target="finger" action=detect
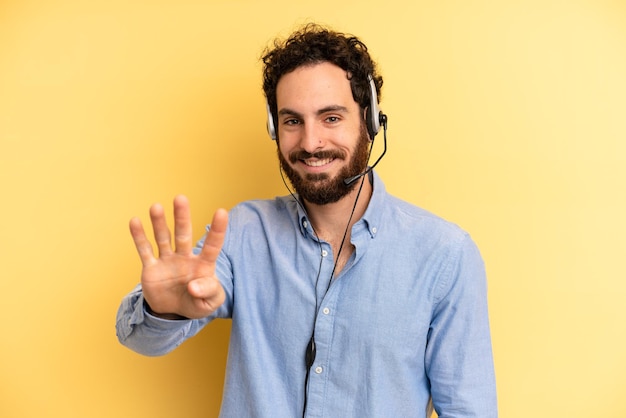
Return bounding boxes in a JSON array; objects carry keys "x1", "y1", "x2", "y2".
[
  {"x1": 149, "y1": 202, "x2": 173, "y2": 257},
  {"x1": 173, "y1": 195, "x2": 193, "y2": 255},
  {"x1": 129, "y1": 217, "x2": 156, "y2": 266},
  {"x1": 199, "y1": 208, "x2": 229, "y2": 264},
  {"x1": 188, "y1": 275, "x2": 225, "y2": 301},
  {"x1": 188, "y1": 277, "x2": 226, "y2": 314}
]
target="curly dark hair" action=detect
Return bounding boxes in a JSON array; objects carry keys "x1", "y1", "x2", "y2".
[{"x1": 261, "y1": 23, "x2": 383, "y2": 124}]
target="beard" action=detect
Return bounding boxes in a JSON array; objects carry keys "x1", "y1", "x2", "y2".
[{"x1": 278, "y1": 122, "x2": 371, "y2": 205}]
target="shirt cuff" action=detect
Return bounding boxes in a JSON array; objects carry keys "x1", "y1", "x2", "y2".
[{"x1": 116, "y1": 284, "x2": 191, "y2": 342}]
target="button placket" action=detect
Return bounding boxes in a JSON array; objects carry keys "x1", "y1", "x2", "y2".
[{"x1": 307, "y1": 269, "x2": 338, "y2": 408}]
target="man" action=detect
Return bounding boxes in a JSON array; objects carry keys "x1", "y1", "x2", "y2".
[{"x1": 116, "y1": 24, "x2": 497, "y2": 417}]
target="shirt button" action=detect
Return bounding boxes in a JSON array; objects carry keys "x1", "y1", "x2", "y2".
[
  {"x1": 303, "y1": 220, "x2": 309, "y2": 228},
  {"x1": 322, "y1": 307, "x2": 330, "y2": 315},
  {"x1": 372, "y1": 227, "x2": 378, "y2": 234},
  {"x1": 321, "y1": 250, "x2": 328, "y2": 257},
  {"x1": 315, "y1": 366, "x2": 323, "y2": 374}
]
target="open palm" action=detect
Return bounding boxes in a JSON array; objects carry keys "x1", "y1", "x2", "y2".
[{"x1": 129, "y1": 195, "x2": 227, "y2": 319}]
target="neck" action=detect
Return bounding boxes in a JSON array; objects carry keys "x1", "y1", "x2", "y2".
[{"x1": 303, "y1": 175, "x2": 373, "y2": 241}]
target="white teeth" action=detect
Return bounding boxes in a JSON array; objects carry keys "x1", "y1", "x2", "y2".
[{"x1": 304, "y1": 158, "x2": 333, "y2": 167}]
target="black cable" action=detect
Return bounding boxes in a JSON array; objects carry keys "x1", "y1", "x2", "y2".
[{"x1": 279, "y1": 139, "x2": 373, "y2": 418}]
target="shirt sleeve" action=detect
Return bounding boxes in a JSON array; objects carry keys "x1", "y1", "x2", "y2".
[
  {"x1": 425, "y1": 233, "x2": 498, "y2": 417},
  {"x1": 115, "y1": 283, "x2": 211, "y2": 357}
]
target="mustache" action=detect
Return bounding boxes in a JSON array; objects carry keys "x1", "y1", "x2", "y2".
[{"x1": 288, "y1": 149, "x2": 347, "y2": 164}]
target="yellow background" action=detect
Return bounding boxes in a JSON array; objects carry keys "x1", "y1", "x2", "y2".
[{"x1": 1, "y1": 0, "x2": 625, "y2": 417}]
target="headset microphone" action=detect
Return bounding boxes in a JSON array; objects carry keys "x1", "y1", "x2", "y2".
[
  {"x1": 343, "y1": 113, "x2": 388, "y2": 186},
  {"x1": 343, "y1": 74, "x2": 387, "y2": 186}
]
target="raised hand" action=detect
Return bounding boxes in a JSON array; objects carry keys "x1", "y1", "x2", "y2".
[{"x1": 129, "y1": 195, "x2": 228, "y2": 319}]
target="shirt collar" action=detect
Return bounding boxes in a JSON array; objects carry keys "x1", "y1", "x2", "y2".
[
  {"x1": 360, "y1": 170, "x2": 386, "y2": 239},
  {"x1": 290, "y1": 170, "x2": 387, "y2": 240}
]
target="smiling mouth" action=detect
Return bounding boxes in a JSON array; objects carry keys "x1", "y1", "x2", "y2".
[
  {"x1": 290, "y1": 150, "x2": 345, "y2": 166},
  {"x1": 303, "y1": 158, "x2": 334, "y2": 167}
]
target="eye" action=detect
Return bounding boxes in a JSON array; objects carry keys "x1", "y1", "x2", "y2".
[
  {"x1": 283, "y1": 118, "x2": 301, "y2": 126},
  {"x1": 325, "y1": 116, "x2": 340, "y2": 123}
]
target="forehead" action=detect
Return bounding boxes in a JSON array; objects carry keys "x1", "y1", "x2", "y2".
[{"x1": 276, "y1": 62, "x2": 357, "y2": 111}]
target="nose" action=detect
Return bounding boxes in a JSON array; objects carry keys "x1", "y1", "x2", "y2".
[{"x1": 300, "y1": 121, "x2": 324, "y2": 153}]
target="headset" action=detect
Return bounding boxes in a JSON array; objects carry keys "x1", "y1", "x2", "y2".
[{"x1": 266, "y1": 74, "x2": 384, "y2": 141}]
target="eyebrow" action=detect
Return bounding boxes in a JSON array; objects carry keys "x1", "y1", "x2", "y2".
[{"x1": 277, "y1": 105, "x2": 350, "y2": 119}]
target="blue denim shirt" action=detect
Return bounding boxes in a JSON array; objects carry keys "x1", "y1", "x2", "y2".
[{"x1": 116, "y1": 172, "x2": 497, "y2": 417}]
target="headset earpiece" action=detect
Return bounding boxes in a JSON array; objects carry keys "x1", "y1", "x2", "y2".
[
  {"x1": 366, "y1": 74, "x2": 383, "y2": 140},
  {"x1": 266, "y1": 102, "x2": 277, "y2": 140}
]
